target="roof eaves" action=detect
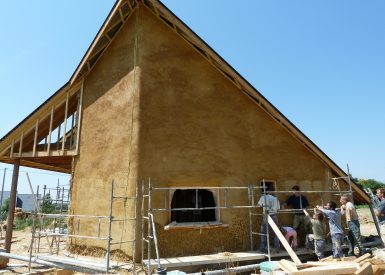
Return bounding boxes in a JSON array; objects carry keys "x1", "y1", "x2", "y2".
[
  {"x1": 0, "y1": 81, "x2": 70, "y2": 143},
  {"x1": 151, "y1": 0, "x2": 369, "y2": 203}
]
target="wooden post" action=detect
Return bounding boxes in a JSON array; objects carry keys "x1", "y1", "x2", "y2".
[
  {"x1": 9, "y1": 140, "x2": 14, "y2": 158},
  {"x1": 47, "y1": 106, "x2": 54, "y2": 154},
  {"x1": 33, "y1": 120, "x2": 39, "y2": 157},
  {"x1": 5, "y1": 159, "x2": 20, "y2": 253},
  {"x1": 75, "y1": 82, "x2": 84, "y2": 154},
  {"x1": 18, "y1": 133, "x2": 24, "y2": 157},
  {"x1": 61, "y1": 93, "x2": 69, "y2": 154},
  {"x1": 268, "y1": 215, "x2": 302, "y2": 264}
]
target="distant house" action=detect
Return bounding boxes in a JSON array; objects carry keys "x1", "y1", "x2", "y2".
[{"x1": 0, "y1": 191, "x2": 39, "y2": 212}]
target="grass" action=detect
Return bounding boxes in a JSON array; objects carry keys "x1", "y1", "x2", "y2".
[
  {"x1": 14, "y1": 217, "x2": 63, "y2": 231},
  {"x1": 356, "y1": 204, "x2": 370, "y2": 209},
  {"x1": 14, "y1": 217, "x2": 33, "y2": 231}
]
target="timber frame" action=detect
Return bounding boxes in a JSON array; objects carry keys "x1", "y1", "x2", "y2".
[
  {"x1": 0, "y1": 81, "x2": 83, "y2": 173},
  {"x1": 0, "y1": 0, "x2": 370, "y2": 203}
]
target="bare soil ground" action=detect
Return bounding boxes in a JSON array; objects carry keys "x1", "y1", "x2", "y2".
[{"x1": 357, "y1": 207, "x2": 378, "y2": 236}]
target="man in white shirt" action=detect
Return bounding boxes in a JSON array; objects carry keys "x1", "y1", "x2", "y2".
[{"x1": 258, "y1": 186, "x2": 280, "y2": 253}]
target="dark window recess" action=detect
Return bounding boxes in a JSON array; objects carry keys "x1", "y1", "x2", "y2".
[
  {"x1": 171, "y1": 189, "x2": 216, "y2": 223},
  {"x1": 260, "y1": 181, "x2": 275, "y2": 193}
]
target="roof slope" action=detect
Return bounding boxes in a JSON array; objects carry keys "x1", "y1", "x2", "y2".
[{"x1": 0, "y1": 0, "x2": 369, "y2": 203}]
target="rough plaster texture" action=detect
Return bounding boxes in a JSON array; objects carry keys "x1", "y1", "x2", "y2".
[
  {"x1": 137, "y1": 7, "x2": 338, "y2": 257},
  {"x1": 70, "y1": 6, "x2": 347, "y2": 260},
  {"x1": 70, "y1": 12, "x2": 140, "y2": 255}
]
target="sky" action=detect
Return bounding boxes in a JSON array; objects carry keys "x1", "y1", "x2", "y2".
[{"x1": 0, "y1": 0, "x2": 384, "y2": 194}]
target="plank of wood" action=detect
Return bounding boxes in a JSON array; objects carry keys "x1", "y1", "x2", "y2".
[
  {"x1": 268, "y1": 215, "x2": 302, "y2": 264},
  {"x1": 354, "y1": 262, "x2": 373, "y2": 275},
  {"x1": 291, "y1": 264, "x2": 358, "y2": 275},
  {"x1": 320, "y1": 255, "x2": 333, "y2": 262},
  {"x1": 278, "y1": 262, "x2": 292, "y2": 273},
  {"x1": 369, "y1": 259, "x2": 384, "y2": 265},
  {"x1": 279, "y1": 259, "x2": 298, "y2": 272},
  {"x1": 33, "y1": 119, "x2": 39, "y2": 157},
  {"x1": 142, "y1": 252, "x2": 265, "y2": 268},
  {"x1": 354, "y1": 253, "x2": 372, "y2": 264},
  {"x1": 373, "y1": 263, "x2": 385, "y2": 275},
  {"x1": 342, "y1": 256, "x2": 357, "y2": 261},
  {"x1": 305, "y1": 261, "x2": 358, "y2": 266}
]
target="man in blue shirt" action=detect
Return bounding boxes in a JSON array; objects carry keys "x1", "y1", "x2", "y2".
[
  {"x1": 282, "y1": 185, "x2": 311, "y2": 246},
  {"x1": 317, "y1": 201, "x2": 344, "y2": 259}
]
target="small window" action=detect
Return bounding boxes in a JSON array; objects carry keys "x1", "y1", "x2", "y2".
[
  {"x1": 171, "y1": 189, "x2": 216, "y2": 223},
  {"x1": 260, "y1": 180, "x2": 277, "y2": 193}
]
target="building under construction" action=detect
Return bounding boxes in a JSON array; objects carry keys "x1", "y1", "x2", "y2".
[{"x1": 0, "y1": 0, "x2": 372, "y2": 273}]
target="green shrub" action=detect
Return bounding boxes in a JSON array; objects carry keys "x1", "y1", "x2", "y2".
[{"x1": 14, "y1": 217, "x2": 33, "y2": 231}]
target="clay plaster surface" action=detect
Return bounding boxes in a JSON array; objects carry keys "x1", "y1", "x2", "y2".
[{"x1": 69, "y1": 6, "x2": 348, "y2": 259}]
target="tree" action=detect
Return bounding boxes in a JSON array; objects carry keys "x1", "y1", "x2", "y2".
[
  {"x1": 1, "y1": 198, "x2": 9, "y2": 213},
  {"x1": 41, "y1": 194, "x2": 55, "y2": 213},
  {"x1": 358, "y1": 178, "x2": 385, "y2": 192}
]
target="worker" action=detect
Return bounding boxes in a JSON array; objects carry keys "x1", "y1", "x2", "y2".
[
  {"x1": 316, "y1": 202, "x2": 344, "y2": 259},
  {"x1": 375, "y1": 188, "x2": 385, "y2": 244},
  {"x1": 280, "y1": 226, "x2": 298, "y2": 250},
  {"x1": 303, "y1": 209, "x2": 326, "y2": 260},
  {"x1": 257, "y1": 186, "x2": 280, "y2": 253},
  {"x1": 340, "y1": 195, "x2": 363, "y2": 256},
  {"x1": 282, "y1": 185, "x2": 311, "y2": 245}
]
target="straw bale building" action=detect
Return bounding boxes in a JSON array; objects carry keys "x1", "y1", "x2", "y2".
[{"x1": 0, "y1": 0, "x2": 369, "y2": 260}]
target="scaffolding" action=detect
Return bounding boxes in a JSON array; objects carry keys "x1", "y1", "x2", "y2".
[
  {"x1": 0, "y1": 179, "x2": 139, "y2": 274},
  {"x1": 140, "y1": 172, "x2": 359, "y2": 272},
  {"x1": 141, "y1": 178, "x2": 264, "y2": 273},
  {"x1": 1, "y1": 167, "x2": 374, "y2": 274}
]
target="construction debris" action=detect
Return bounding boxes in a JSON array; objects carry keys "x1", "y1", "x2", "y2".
[{"x1": 257, "y1": 250, "x2": 385, "y2": 275}]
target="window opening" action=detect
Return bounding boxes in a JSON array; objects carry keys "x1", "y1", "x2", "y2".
[
  {"x1": 171, "y1": 189, "x2": 216, "y2": 223},
  {"x1": 260, "y1": 180, "x2": 276, "y2": 193}
]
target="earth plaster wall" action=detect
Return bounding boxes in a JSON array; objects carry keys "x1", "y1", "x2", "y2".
[
  {"x1": 70, "y1": 11, "x2": 140, "y2": 256},
  {"x1": 68, "y1": 5, "x2": 349, "y2": 260},
  {"x1": 136, "y1": 7, "x2": 346, "y2": 257}
]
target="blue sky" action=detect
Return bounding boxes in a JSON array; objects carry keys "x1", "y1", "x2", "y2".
[{"x1": 0, "y1": 0, "x2": 384, "y2": 193}]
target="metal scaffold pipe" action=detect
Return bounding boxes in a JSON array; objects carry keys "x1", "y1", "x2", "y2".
[
  {"x1": 0, "y1": 252, "x2": 107, "y2": 274},
  {"x1": 187, "y1": 263, "x2": 260, "y2": 275}
]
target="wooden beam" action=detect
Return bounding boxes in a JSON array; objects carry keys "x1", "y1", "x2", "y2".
[
  {"x1": 0, "y1": 157, "x2": 71, "y2": 174},
  {"x1": 75, "y1": 80, "x2": 84, "y2": 155},
  {"x1": 320, "y1": 255, "x2": 333, "y2": 262},
  {"x1": 267, "y1": 215, "x2": 301, "y2": 264},
  {"x1": 118, "y1": 7, "x2": 125, "y2": 23},
  {"x1": 32, "y1": 120, "x2": 39, "y2": 157},
  {"x1": 291, "y1": 265, "x2": 358, "y2": 275},
  {"x1": 18, "y1": 133, "x2": 24, "y2": 157},
  {"x1": 0, "y1": 82, "x2": 81, "y2": 155},
  {"x1": 61, "y1": 93, "x2": 69, "y2": 154},
  {"x1": 12, "y1": 150, "x2": 77, "y2": 158},
  {"x1": 56, "y1": 123, "x2": 61, "y2": 151},
  {"x1": 70, "y1": 0, "x2": 126, "y2": 84},
  {"x1": 69, "y1": 114, "x2": 75, "y2": 148},
  {"x1": 354, "y1": 262, "x2": 373, "y2": 275},
  {"x1": 5, "y1": 159, "x2": 20, "y2": 253},
  {"x1": 353, "y1": 253, "x2": 371, "y2": 264},
  {"x1": 9, "y1": 139, "x2": 14, "y2": 158},
  {"x1": 279, "y1": 259, "x2": 298, "y2": 272},
  {"x1": 46, "y1": 106, "x2": 54, "y2": 154},
  {"x1": 373, "y1": 263, "x2": 385, "y2": 275}
]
